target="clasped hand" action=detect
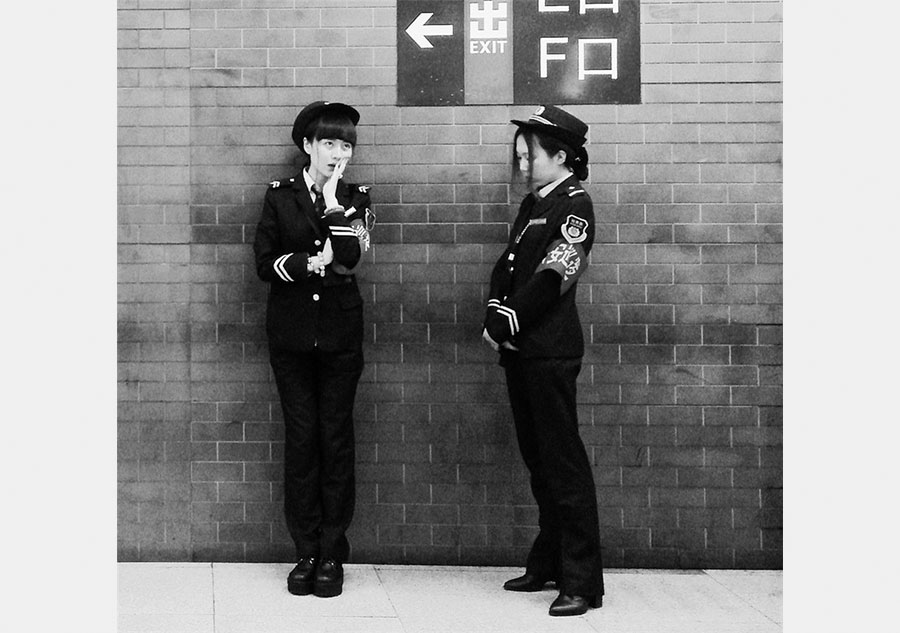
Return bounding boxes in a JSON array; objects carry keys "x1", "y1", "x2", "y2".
[
  {"x1": 482, "y1": 328, "x2": 518, "y2": 352},
  {"x1": 309, "y1": 238, "x2": 334, "y2": 276}
]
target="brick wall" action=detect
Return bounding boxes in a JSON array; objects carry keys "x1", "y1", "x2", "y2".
[{"x1": 118, "y1": 0, "x2": 782, "y2": 568}]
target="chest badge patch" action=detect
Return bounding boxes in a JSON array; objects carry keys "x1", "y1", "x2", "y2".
[{"x1": 562, "y1": 215, "x2": 588, "y2": 244}]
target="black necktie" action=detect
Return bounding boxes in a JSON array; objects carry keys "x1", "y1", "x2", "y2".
[{"x1": 311, "y1": 185, "x2": 325, "y2": 215}]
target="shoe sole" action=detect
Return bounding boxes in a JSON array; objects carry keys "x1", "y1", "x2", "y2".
[
  {"x1": 313, "y1": 581, "x2": 342, "y2": 598},
  {"x1": 287, "y1": 579, "x2": 314, "y2": 596},
  {"x1": 549, "y1": 606, "x2": 589, "y2": 617},
  {"x1": 503, "y1": 581, "x2": 556, "y2": 592},
  {"x1": 548, "y1": 595, "x2": 602, "y2": 616}
]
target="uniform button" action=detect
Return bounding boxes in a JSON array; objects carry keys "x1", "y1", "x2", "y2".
[
  {"x1": 314, "y1": 240, "x2": 322, "y2": 246},
  {"x1": 312, "y1": 294, "x2": 320, "y2": 301}
]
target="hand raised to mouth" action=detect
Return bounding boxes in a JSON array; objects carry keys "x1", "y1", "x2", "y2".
[{"x1": 322, "y1": 157, "x2": 349, "y2": 209}]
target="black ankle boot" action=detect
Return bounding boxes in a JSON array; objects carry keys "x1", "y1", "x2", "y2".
[
  {"x1": 287, "y1": 557, "x2": 317, "y2": 595},
  {"x1": 313, "y1": 559, "x2": 343, "y2": 598},
  {"x1": 549, "y1": 592, "x2": 600, "y2": 616}
]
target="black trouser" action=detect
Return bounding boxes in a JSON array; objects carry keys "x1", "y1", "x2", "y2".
[
  {"x1": 269, "y1": 345, "x2": 364, "y2": 563},
  {"x1": 503, "y1": 354, "x2": 604, "y2": 599}
]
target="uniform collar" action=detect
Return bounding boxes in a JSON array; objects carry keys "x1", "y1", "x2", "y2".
[
  {"x1": 536, "y1": 172, "x2": 575, "y2": 199},
  {"x1": 298, "y1": 169, "x2": 348, "y2": 200},
  {"x1": 302, "y1": 169, "x2": 317, "y2": 196}
]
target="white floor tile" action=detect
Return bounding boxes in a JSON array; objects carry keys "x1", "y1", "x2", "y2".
[
  {"x1": 584, "y1": 618, "x2": 781, "y2": 633},
  {"x1": 581, "y1": 570, "x2": 779, "y2": 632},
  {"x1": 322, "y1": 616, "x2": 405, "y2": 632},
  {"x1": 215, "y1": 614, "x2": 404, "y2": 633},
  {"x1": 118, "y1": 563, "x2": 214, "y2": 615},
  {"x1": 705, "y1": 570, "x2": 783, "y2": 623},
  {"x1": 116, "y1": 564, "x2": 782, "y2": 633},
  {"x1": 212, "y1": 563, "x2": 396, "y2": 619},
  {"x1": 376, "y1": 567, "x2": 597, "y2": 632},
  {"x1": 117, "y1": 613, "x2": 214, "y2": 633}
]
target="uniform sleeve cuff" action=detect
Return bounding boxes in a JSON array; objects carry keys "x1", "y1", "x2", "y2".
[{"x1": 272, "y1": 252, "x2": 309, "y2": 281}]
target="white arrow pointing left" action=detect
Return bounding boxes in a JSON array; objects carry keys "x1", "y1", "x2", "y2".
[{"x1": 405, "y1": 12, "x2": 453, "y2": 49}]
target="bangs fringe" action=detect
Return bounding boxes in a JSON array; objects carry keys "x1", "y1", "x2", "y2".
[{"x1": 304, "y1": 113, "x2": 358, "y2": 146}]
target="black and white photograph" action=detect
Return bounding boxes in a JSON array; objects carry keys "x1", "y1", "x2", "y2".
[
  {"x1": 13, "y1": 1, "x2": 900, "y2": 631},
  {"x1": 116, "y1": 0, "x2": 785, "y2": 630}
]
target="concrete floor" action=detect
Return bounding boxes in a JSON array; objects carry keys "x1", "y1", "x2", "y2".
[{"x1": 117, "y1": 563, "x2": 782, "y2": 633}]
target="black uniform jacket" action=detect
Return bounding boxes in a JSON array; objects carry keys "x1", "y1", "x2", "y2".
[
  {"x1": 254, "y1": 173, "x2": 372, "y2": 352},
  {"x1": 484, "y1": 174, "x2": 595, "y2": 359}
]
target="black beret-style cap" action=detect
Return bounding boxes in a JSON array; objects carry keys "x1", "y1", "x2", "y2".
[
  {"x1": 511, "y1": 105, "x2": 588, "y2": 150},
  {"x1": 291, "y1": 100, "x2": 360, "y2": 150}
]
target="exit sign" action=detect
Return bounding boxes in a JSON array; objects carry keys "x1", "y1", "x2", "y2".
[{"x1": 397, "y1": 0, "x2": 641, "y2": 106}]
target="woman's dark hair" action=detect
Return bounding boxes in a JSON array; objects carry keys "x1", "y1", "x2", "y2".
[
  {"x1": 303, "y1": 112, "x2": 358, "y2": 150},
  {"x1": 512, "y1": 128, "x2": 589, "y2": 184}
]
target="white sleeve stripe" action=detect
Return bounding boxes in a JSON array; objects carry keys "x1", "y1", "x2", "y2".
[
  {"x1": 487, "y1": 299, "x2": 501, "y2": 308},
  {"x1": 498, "y1": 308, "x2": 517, "y2": 335},
  {"x1": 508, "y1": 307, "x2": 520, "y2": 334},
  {"x1": 274, "y1": 254, "x2": 294, "y2": 282},
  {"x1": 497, "y1": 306, "x2": 519, "y2": 335},
  {"x1": 273, "y1": 255, "x2": 288, "y2": 282},
  {"x1": 274, "y1": 254, "x2": 291, "y2": 282},
  {"x1": 328, "y1": 226, "x2": 358, "y2": 236}
]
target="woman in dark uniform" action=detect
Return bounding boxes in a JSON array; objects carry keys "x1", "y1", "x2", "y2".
[
  {"x1": 253, "y1": 101, "x2": 374, "y2": 598},
  {"x1": 482, "y1": 105, "x2": 604, "y2": 617}
]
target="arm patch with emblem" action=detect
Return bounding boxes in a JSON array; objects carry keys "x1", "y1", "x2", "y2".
[{"x1": 562, "y1": 214, "x2": 588, "y2": 244}]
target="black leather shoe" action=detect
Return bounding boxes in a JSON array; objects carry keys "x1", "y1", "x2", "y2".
[
  {"x1": 503, "y1": 573, "x2": 556, "y2": 592},
  {"x1": 549, "y1": 593, "x2": 600, "y2": 616},
  {"x1": 313, "y1": 559, "x2": 343, "y2": 598},
  {"x1": 287, "y1": 557, "x2": 317, "y2": 595}
]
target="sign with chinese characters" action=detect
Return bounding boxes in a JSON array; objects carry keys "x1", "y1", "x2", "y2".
[{"x1": 397, "y1": 0, "x2": 641, "y2": 106}]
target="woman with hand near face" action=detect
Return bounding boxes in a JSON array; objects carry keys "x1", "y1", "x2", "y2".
[
  {"x1": 254, "y1": 101, "x2": 374, "y2": 599},
  {"x1": 483, "y1": 105, "x2": 604, "y2": 617}
]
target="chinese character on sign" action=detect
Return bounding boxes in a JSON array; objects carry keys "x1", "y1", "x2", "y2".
[
  {"x1": 470, "y1": 1, "x2": 508, "y2": 54},
  {"x1": 471, "y1": 1, "x2": 507, "y2": 39}
]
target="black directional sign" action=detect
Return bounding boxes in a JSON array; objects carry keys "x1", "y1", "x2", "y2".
[
  {"x1": 397, "y1": 0, "x2": 641, "y2": 106},
  {"x1": 397, "y1": 1, "x2": 466, "y2": 106}
]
